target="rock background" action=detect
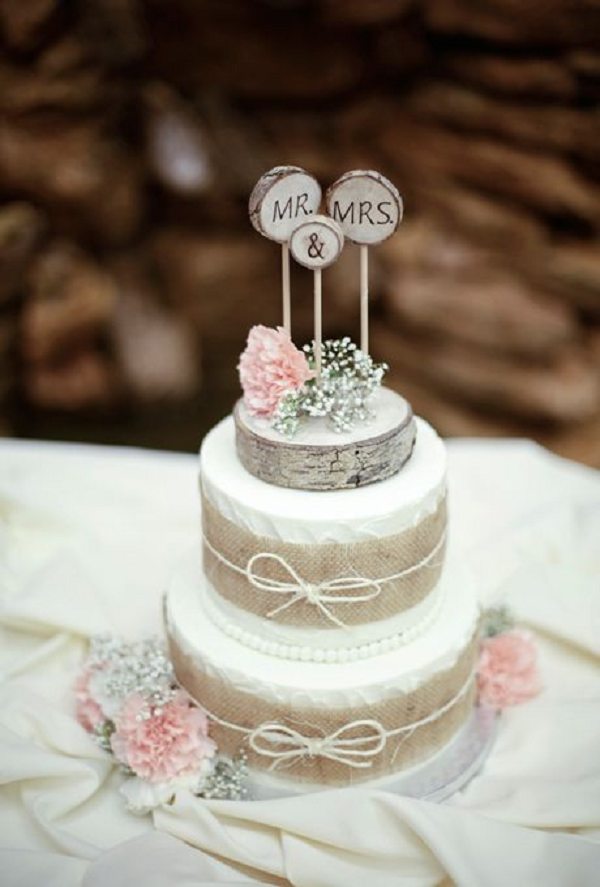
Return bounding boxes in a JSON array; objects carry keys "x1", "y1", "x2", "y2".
[{"x1": 1, "y1": 0, "x2": 598, "y2": 463}]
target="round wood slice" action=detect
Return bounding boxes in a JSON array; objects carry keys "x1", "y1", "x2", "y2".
[
  {"x1": 248, "y1": 166, "x2": 321, "y2": 244},
  {"x1": 325, "y1": 169, "x2": 403, "y2": 245},
  {"x1": 234, "y1": 387, "x2": 417, "y2": 491}
]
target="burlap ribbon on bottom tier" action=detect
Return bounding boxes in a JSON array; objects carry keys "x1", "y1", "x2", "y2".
[
  {"x1": 201, "y1": 491, "x2": 448, "y2": 629},
  {"x1": 168, "y1": 624, "x2": 479, "y2": 785}
]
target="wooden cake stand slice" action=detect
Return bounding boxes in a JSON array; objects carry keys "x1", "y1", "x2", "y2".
[{"x1": 235, "y1": 387, "x2": 417, "y2": 491}]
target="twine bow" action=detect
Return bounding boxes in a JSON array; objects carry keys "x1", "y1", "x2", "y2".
[
  {"x1": 248, "y1": 719, "x2": 388, "y2": 770},
  {"x1": 246, "y1": 552, "x2": 381, "y2": 629}
]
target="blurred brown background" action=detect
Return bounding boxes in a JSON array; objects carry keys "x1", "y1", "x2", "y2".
[{"x1": 1, "y1": 0, "x2": 599, "y2": 464}]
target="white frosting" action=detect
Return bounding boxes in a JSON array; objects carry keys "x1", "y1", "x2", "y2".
[
  {"x1": 200, "y1": 415, "x2": 446, "y2": 544},
  {"x1": 166, "y1": 552, "x2": 479, "y2": 708},
  {"x1": 237, "y1": 386, "x2": 411, "y2": 447},
  {"x1": 202, "y1": 572, "x2": 446, "y2": 658}
]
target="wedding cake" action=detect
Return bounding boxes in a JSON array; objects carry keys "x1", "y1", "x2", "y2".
[{"x1": 165, "y1": 167, "x2": 480, "y2": 793}]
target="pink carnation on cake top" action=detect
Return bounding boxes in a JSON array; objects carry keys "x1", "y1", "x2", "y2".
[
  {"x1": 238, "y1": 324, "x2": 313, "y2": 417},
  {"x1": 110, "y1": 690, "x2": 216, "y2": 784},
  {"x1": 477, "y1": 629, "x2": 541, "y2": 709}
]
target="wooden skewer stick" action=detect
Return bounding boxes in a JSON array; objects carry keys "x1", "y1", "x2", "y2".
[
  {"x1": 314, "y1": 267, "x2": 322, "y2": 381},
  {"x1": 248, "y1": 166, "x2": 321, "y2": 341},
  {"x1": 360, "y1": 244, "x2": 369, "y2": 355},
  {"x1": 282, "y1": 243, "x2": 291, "y2": 335},
  {"x1": 289, "y1": 214, "x2": 344, "y2": 383},
  {"x1": 326, "y1": 170, "x2": 403, "y2": 356}
]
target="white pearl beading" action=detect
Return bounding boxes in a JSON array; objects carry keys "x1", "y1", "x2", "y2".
[{"x1": 204, "y1": 578, "x2": 446, "y2": 662}]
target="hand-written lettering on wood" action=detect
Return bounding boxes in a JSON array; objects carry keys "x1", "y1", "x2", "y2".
[
  {"x1": 326, "y1": 170, "x2": 402, "y2": 245},
  {"x1": 272, "y1": 191, "x2": 313, "y2": 223},
  {"x1": 331, "y1": 199, "x2": 395, "y2": 226},
  {"x1": 289, "y1": 215, "x2": 344, "y2": 270},
  {"x1": 249, "y1": 166, "x2": 322, "y2": 243}
]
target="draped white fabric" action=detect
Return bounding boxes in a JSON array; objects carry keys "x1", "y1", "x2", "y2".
[{"x1": 0, "y1": 437, "x2": 598, "y2": 887}]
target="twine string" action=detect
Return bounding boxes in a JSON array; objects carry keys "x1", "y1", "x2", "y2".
[
  {"x1": 182, "y1": 669, "x2": 475, "y2": 771},
  {"x1": 248, "y1": 719, "x2": 387, "y2": 770},
  {"x1": 202, "y1": 528, "x2": 447, "y2": 629},
  {"x1": 247, "y1": 552, "x2": 381, "y2": 629}
]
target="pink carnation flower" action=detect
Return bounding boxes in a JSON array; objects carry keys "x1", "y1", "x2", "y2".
[
  {"x1": 75, "y1": 668, "x2": 105, "y2": 732},
  {"x1": 477, "y1": 630, "x2": 542, "y2": 709},
  {"x1": 238, "y1": 325, "x2": 313, "y2": 417},
  {"x1": 110, "y1": 690, "x2": 216, "y2": 783}
]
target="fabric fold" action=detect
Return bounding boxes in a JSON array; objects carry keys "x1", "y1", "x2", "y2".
[{"x1": 0, "y1": 438, "x2": 598, "y2": 886}]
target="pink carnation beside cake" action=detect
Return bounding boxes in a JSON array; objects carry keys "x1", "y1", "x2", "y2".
[
  {"x1": 110, "y1": 690, "x2": 216, "y2": 784},
  {"x1": 477, "y1": 630, "x2": 541, "y2": 709},
  {"x1": 238, "y1": 324, "x2": 313, "y2": 417},
  {"x1": 73, "y1": 636, "x2": 248, "y2": 809}
]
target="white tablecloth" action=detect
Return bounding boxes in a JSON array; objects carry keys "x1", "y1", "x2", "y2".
[{"x1": 0, "y1": 436, "x2": 599, "y2": 886}]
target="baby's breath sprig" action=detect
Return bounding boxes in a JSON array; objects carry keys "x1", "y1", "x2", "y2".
[
  {"x1": 273, "y1": 337, "x2": 388, "y2": 437},
  {"x1": 87, "y1": 635, "x2": 176, "y2": 712},
  {"x1": 481, "y1": 606, "x2": 516, "y2": 638},
  {"x1": 200, "y1": 752, "x2": 250, "y2": 800}
]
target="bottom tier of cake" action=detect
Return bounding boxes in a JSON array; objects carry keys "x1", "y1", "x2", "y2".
[{"x1": 165, "y1": 555, "x2": 480, "y2": 789}]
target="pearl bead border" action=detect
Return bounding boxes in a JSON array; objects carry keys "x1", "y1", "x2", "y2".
[{"x1": 205, "y1": 583, "x2": 446, "y2": 663}]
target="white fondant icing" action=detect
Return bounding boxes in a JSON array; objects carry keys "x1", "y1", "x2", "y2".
[
  {"x1": 200, "y1": 415, "x2": 446, "y2": 544},
  {"x1": 166, "y1": 553, "x2": 479, "y2": 708},
  {"x1": 238, "y1": 386, "x2": 411, "y2": 447}
]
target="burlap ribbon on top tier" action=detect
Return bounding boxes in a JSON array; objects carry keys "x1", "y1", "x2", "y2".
[
  {"x1": 168, "y1": 624, "x2": 479, "y2": 785},
  {"x1": 201, "y1": 490, "x2": 447, "y2": 629}
]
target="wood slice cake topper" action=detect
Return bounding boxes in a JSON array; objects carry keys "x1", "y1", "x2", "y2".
[
  {"x1": 248, "y1": 166, "x2": 321, "y2": 243},
  {"x1": 325, "y1": 170, "x2": 402, "y2": 246},
  {"x1": 289, "y1": 214, "x2": 344, "y2": 269},
  {"x1": 249, "y1": 165, "x2": 322, "y2": 243},
  {"x1": 290, "y1": 215, "x2": 344, "y2": 382},
  {"x1": 326, "y1": 170, "x2": 403, "y2": 355},
  {"x1": 249, "y1": 166, "x2": 322, "y2": 336}
]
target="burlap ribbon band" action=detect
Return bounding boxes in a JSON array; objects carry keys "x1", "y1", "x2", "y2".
[
  {"x1": 201, "y1": 490, "x2": 447, "y2": 629},
  {"x1": 168, "y1": 623, "x2": 479, "y2": 785}
]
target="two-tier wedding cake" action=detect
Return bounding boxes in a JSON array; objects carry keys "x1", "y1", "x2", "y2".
[{"x1": 165, "y1": 167, "x2": 480, "y2": 794}]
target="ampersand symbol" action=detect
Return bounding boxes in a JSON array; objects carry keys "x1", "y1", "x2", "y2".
[{"x1": 307, "y1": 232, "x2": 325, "y2": 259}]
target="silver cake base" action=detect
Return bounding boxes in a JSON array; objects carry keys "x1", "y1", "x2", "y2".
[{"x1": 247, "y1": 706, "x2": 498, "y2": 802}]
